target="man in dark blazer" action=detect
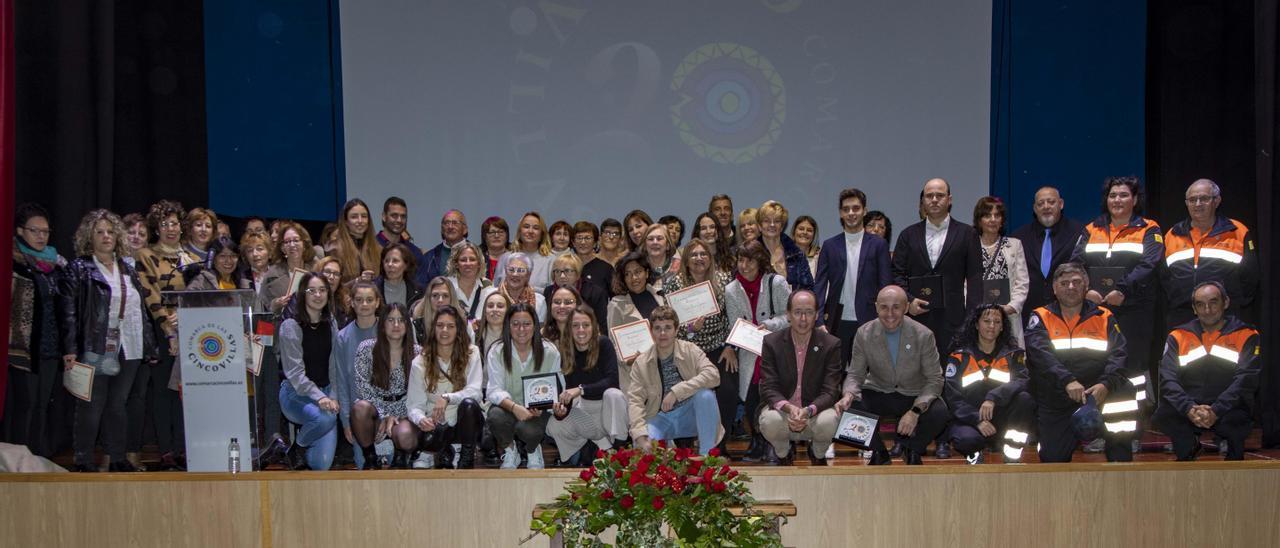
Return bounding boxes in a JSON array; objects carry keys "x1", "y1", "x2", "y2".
[
  {"x1": 1011, "y1": 186, "x2": 1086, "y2": 322},
  {"x1": 891, "y1": 178, "x2": 981, "y2": 362},
  {"x1": 814, "y1": 187, "x2": 892, "y2": 364},
  {"x1": 758, "y1": 291, "x2": 844, "y2": 465},
  {"x1": 417, "y1": 209, "x2": 468, "y2": 287},
  {"x1": 835, "y1": 286, "x2": 949, "y2": 465}
]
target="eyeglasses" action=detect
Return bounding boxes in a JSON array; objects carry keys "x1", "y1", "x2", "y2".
[
  {"x1": 506, "y1": 267, "x2": 529, "y2": 274},
  {"x1": 1185, "y1": 195, "x2": 1215, "y2": 205},
  {"x1": 601, "y1": 232, "x2": 621, "y2": 239},
  {"x1": 282, "y1": 239, "x2": 303, "y2": 247},
  {"x1": 159, "y1": 221, "x2": 181, "y2": 229},
  {"x1": 305, "y1": 287, "x2": 329, "y2": 296},
  {"x1": 20, "y1": 226, "x2": 50, "y2": 236},
  {"x1": 321, "y1": 270, "x2": 341, "y2": 278},
  {"x1": 510, "y1": 321, "x2": 534, "y2": 330},
  {"x1": 791, "y1": 310, "x2": 816, "y2": 318},
  {"x1": 486, "y1": 230, "x2": 506, "y2": 237},
  {"x1": 442, "y1": 220, "x2": 464, "y2": 227},
  {"x1": 552, "y1": 268, "x2": 575, "y2": 276}
]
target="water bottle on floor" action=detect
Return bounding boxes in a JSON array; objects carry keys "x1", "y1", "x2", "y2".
[{"x1": 228, "y1": 438, "x2": 241, "y2": 473}]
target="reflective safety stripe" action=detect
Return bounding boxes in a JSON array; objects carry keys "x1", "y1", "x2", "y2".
[
  {"x1": 1165, "y1": 248, "x2": 1195, "y2": 267},
  {"x1": 1101, "y1": 400, "x2": 1139, "y2": 415},
  {"x1": 1002, "y1": 444, "x2": 1023, "y2": 461},
  {"x1": 961, "y1": 372, "x2": 986, "y2": 387},
  {"x1": 1208, "y1": 345, "x2": 1241, "y2": 363},
  {"x1": 1109, "y1": 242, "x2": 1144, "y2": 254},
  {"x1": 1105, "y1": 420, "x2": 1137, "y2": 433},
  {"x1": 1178, "y1": 346, "x2": 1208, "y2": 366},
  {"x1": 1198, "y1": 248, "x2": 1243, "y2": 264},
  {"x1": 987, "y1": 369, "x2": 1011, "y2": 384},
  {"x1": 1136, "y1": 390, "x2": 1147, "y2": 401},
  {"x1": 1128, "y1": 374, "x2": 1146, "y2": 386},
  {"x1": 1004, "y1": 429, "x2": 1029, "y2": 444},
  {"x1": 1084, "y1": 243, "x2": 1110, "y2": 254},
  {"x1": 1050, "y1": 337, "x2": 1109, "y2": 352}
]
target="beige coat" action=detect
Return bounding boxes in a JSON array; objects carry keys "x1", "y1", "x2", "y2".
[{"x1": 626, "y1": 339, "x2": 722, "y2": 441}]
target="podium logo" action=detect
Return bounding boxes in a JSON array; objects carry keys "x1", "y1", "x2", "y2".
[{"x1": 186, "y1": 322, "x2": 239, "y2": 373}]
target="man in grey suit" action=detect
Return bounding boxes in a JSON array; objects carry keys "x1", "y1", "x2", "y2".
[{"x1": 835, "y1": 285, "x2": 949, "y2": 465}]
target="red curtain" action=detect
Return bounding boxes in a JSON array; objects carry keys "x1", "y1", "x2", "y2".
[{"x1": 0, "y1": 0, "x2": 15, "y2": 418}]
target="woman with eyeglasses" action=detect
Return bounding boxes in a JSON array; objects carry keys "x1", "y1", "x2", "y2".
[
  {"x1": 663, "y1": 238, "x2": 736, "y2": 456},
  {"x1": 479, "y1": 216, "x2": 511, "y2": 280},
  {"x1": 58, "y1": 209, "x2": 156, "y2": 472},
  {"x1": 259, "y1": 221, "x2": 318, "y2": 316},
  {"x1": 311, "y1": 257, "x2": 351, "y2": 328},
  {"x1": 546, "y1": 305, "x2": 627, "y2": 465},
  {"x1": 486, "y1": 303, "x2": 562, "y2": 469},
  {"x1": 375, "y1": 242, "x2": 422, "y2": 309},
  {"x1": 406, "y1": 305, "x2": 485, "y2": 469},
  {"x1": 135, "y1": 199, "x2": 198, "y2": 470},
  {"x1": 445, "y1": 240, "x2": 491, "y2": 321},
  {"x1": 757, "y1": 200, "x2": 814, "y2": 291},
  {"x1": 278, "y1": 272, "x2": 341, "y2": 470},
  {"x1": 570, "y1": 221, "x2": 614, "y2": 296},
  {"x1": 8, "y1": 203, "x2": 67, "y2": 459},
  {"x1": 479, "y1": 252, "x2": 548, "y2": 324},
  {"x1": 494, "y1": 212, "x2": 555, "y2": 292},
  {"x1": 330, "y1": 280, "x2": 382, "y2": 470},
  {"x1": 724, "y1": 240, "x2": 792, "y2": 462},
  {"x1": 544, "y1": 253, "x2": 609, "y2": 334},
  {"x1": 596, "y1": 218, "x2": 626, "y2": 267},
  {"x1": 350, "y1": 302, "x2": 420, "y2": 469},
  {"x1": 606, "y1": 252, "x2": 668, "y2": 392}
]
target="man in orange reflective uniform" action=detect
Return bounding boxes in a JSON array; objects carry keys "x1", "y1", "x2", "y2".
[
  {"x1": 1161, "y1": 179, "x2": 1258, "y2": 326},
  {"x1": 1153, "y1": 282, "x2": 1261, "y2": 461}
]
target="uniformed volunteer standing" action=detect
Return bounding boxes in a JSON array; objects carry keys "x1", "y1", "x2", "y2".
[{"x1": 1161, "y1": 179, "x2": 1259, "y2": 326}]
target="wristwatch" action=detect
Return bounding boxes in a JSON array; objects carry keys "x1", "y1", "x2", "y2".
[{"x1": 910, "y1": 405, "x2": 926, "y2": 416}]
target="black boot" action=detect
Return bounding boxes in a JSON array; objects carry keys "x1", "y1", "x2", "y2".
[
  {"x1": 360, "y1": 445, "x2": 381, "y2": 470},
  {"x1": 457, "y1": 445, "x2": 476, "y2": 469},
  {"x1": 903, "y1": 447, "x2": 923, "y2": 465},
  {"x1": 436, "y1": 444, "x2": 456, "y2": 469},
  {"x1": 389, "y1": 450, "x2": 410, "y2": 469},
  {"x1": 255, "y1": 434, "x2": 290, "y2": 469},
  {"x1": 741, "y1": 434, "x2": 766, "y2": 463},
  {"x1": 868, "y1": 447, "x2": 892, "y2": 466},
  {"x1": 286, "y1": 443, "x2": 310, "y2": 471}
]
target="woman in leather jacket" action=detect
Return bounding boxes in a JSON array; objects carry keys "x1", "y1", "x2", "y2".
[{"x1": 58, "y1": 210, "x2": 156, "y2": 472}]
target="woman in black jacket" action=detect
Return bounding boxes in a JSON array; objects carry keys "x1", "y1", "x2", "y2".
[{"x1": 58, "y1": 210, "x2": 156, "y2": 472}]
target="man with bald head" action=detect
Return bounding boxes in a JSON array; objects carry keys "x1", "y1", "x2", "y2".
[
  {"x1": 1161, "y1": 179, "x2": 1258, "y2": 326},
  {"x1": 1012, "y1": 186, "x2": 1088, "y2": 322},
  {"x1": 835, "y1": 285, "x2": 948, "y2": 465}
]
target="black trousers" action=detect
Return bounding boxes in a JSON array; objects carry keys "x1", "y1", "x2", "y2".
[
  {"x1": 854, "y1": 389, "x2": 949, "y2": 454},
  {"x1": 835, "y1": 318, "x2": 869, "y2": 366},
  {"x1": 2, "y1": 357, "x2": 62, "y2": 457},
  {"x1": 487, "y1": 405, "x2": 551, "y2": 450},
  {"x1": 419, "y1": 399, "x2": 485, "y2": 450},
  {"x1": 253, "y1": 344, "x2": 285, "y2": 439},
  {"x1": 74, "y1": 359, "x2": 140, "y2": 465},
  {"x1": 708, "y1": 345, "x2": 738, "y2": 438},
  {"x1": 150, "y1": 354, "x2": 185, "y2": 455},
  {"x1": 125, "y1": 358, "x2": 149, "y2": 453},
  {"x1": 1152, "y1": 404, "x2": 1252, "y2": 461},
  {"x1": 1037, "y1": 402, "x2": 1134, "y2": 463},
  {"x1": 946, "y1": 392, "x2": 1036, "y2": 458}
]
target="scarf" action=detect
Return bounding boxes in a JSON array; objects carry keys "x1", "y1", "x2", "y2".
[
  {"x1": 15, "y1": 238, "x2": 59, "y2": 273},
  {"x1": 736, "y1": 272, "x2": 764, "y2": 382}
]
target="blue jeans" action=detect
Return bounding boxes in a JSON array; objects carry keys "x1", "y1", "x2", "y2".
[
  {"x1": 646, "y1": 389, "x2": 720, "y2": 455},
  {"x1": 279, "y1": 382, "x2": 337, "y2": 471}
]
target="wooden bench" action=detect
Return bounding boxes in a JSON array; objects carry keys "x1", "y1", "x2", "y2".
[{"x1": 531, "y1": 499, "x2": 796, "y2": 547}]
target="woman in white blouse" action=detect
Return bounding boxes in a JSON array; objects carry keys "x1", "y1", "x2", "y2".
[
  {"x1": 486, "y1": 302, "x2": 562, "y2": 470},
  {"x1": 445, "y1": 240, "x2": 491, "y2": 321},
  {"x1": 350, "y1": 303, "x2": 418, "y2": 469},
  {"x1": 404, "y1": 305, "x2": 484, "y2": 469}
]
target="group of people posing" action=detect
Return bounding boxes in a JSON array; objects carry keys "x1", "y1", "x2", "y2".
[{"x1": 4, "y1": 175, "x2": 1262, "y2": 471}]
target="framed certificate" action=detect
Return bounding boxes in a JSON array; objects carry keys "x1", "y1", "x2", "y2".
[
  {"x1": 908, "y1": 275, "x2": 944, "y2": 308},
  {"x1": 835, "y1": 409, "x2": 880, "y2": 450},
  {"x1": 726, "y1": 318, "x2": 767, "y2": 357},
  {"x1": 609, "y1": 319, "x2": 654, "y2": 361},
  {"x1": 665, "y1": 280, "x2": 720, "y2": 324},
  {"x1": 287, "y1": 268, "x2": 309, "y2": 296},
  {"x1": 64, "y1": 361, "x2": 95, "y2": 402},
  {"x1": 247, "y1": 340, "x2": 265, "y2": 376},
  {"x1": 522, "y1": 373, "x2": 562, "y2": 410},
  {"x1": 982, "y1": 278, "x2": 1011, "y2": 305}
]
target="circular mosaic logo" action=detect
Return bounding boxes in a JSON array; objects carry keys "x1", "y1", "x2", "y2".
[
  {"x1": 670, "y1": 42, "x2": 786, "y2": 164},
  {"x1": 199, "y1": 334, "x2": 226, "y2": 361}
]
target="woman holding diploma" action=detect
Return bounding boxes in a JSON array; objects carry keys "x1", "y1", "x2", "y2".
[
  {"x1": 663, "y1": 239, "x2": 736, "y2": 456},
  {"x1": 259, "y1": 221, "x2": 318, "y2": 316},
  {"x1": 351, "y1": 303, "x2": 419, "y2": 469},
  {"x1": 607, "y1": 252, "x2": 667, "y2": 389},
  {"x1": 480, "y1": 252, "x2": 547, "y2": 323},
  {"x1": 486, "y1": 303, "x2": 562, "y2": 469},
  {"x1": 725, "y1": 241, "x2": 791, "y2": 461},
  {"x1": 333, "y1": 198, "x2": 382, "y2": 286},
  {"x1": 406, "y1": 305, "x2": 485, "y2": 469},
  {"x1": 970, "y1": 197, "x2": 1030, "y2": 346},
  {"x1": 278, "y1": 272, "x2": 341, "y2": 471},
  {"x1": 445, "y1": 240, "x2": 491, "y2": 320},
  {"x1": 59, "y1": 209, "x2": 155, "y2": 472},
  {"x1": 547, "y1": 306, "x2": 628, "y2": 464}
]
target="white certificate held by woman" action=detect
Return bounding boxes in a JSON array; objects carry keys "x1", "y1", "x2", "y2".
[
  {"x1": 726, "y1": 318, "x2": 768, "y2": 357},
  {"x1": 665, "y1": 280, "x2": 720, "y2": 323},
  {"x1": 609, "y1": 319, "x2": 654, "y2": 361},
  {"x1": 64, "y1": 361, "x2": 95, "y2": 402}
]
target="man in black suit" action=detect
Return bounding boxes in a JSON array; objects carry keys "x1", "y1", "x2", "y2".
[
  {"x1": 813, "y1": 187, "x2": 892, "y2": 364},
  {"x1": 417, "y1": 209, "x2": 468, "y2": 287},
  {"x1": 757, "y1": 291, "x2": 844, "y2": 465},
  {"x1": 1011, "y1": 186, "x2": 1086, "y2": 322},
  {"x1": 891, "y1": 178, "x2": 981, "y2": 362}
]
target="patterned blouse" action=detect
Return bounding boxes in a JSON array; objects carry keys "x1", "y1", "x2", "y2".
[
  {"x1": 135, "y1": 243, "x2": 200, "y2": 335},
  {"x1": 353, "y1": 339, "x2": 418, "y2": 417},
  {"x1": 980, "y1": 237, "x2": 1011, "y2": 281},
  {"x1": 663, "y1": 270, "x2": 732, "y2": 355}
]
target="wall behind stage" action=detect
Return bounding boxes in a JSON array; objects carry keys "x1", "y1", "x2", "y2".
[{"x1": 337, "y1": 1, "x2": 992, "y2": 246}]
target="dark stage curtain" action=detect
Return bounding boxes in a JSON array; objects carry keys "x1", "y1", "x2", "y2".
[
  {"x1": 13, "y1": 0, "x2": 209, "y2": 253},
  {"x1": 1, "y1": 0, "x2": 15, "y2": 416},
  {"x1": 1254, "y1": 0, "x2": 1278, "y2": 446}
]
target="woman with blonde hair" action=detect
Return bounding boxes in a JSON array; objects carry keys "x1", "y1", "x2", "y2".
[
  {"x1": 639, "y1": 223, "x2": 680, "y2": 282},
  {"x1": 736, "y1": 207, "x2": 760, "y2": 246},
  {"x1": 445, "y1": 240, "x2": 491, "y2": 320},
  {"x1": 495, "y1": 212, "x2": 554, "y2": 292},
  {"x1": 757, "y1": 200, "x2": 813, "y2": 290},
  {"x1": 181, "y1": 207, "x2": 219, "y2": 267}
]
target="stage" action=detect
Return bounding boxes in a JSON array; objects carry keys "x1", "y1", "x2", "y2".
[{"x1": 3, "y1": 461, "x2": 1278, "y2": 547}]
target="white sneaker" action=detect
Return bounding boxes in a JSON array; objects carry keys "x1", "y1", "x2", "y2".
[
  {"x1": 527, "y1": 445, "x2": 545, "y2": 470},
  {"x1": 1082, "y1": 438, "x2": 1106, "y2": 453},
  {"x1": 412, "y1": 452, "x2": 434, "y2": 469},
  {"x1": 825, "y1": 444, "x2": 835, "y2": 459},
  {"x1": 500, "y1": 444, "x2": 520, "y2": 469}
]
